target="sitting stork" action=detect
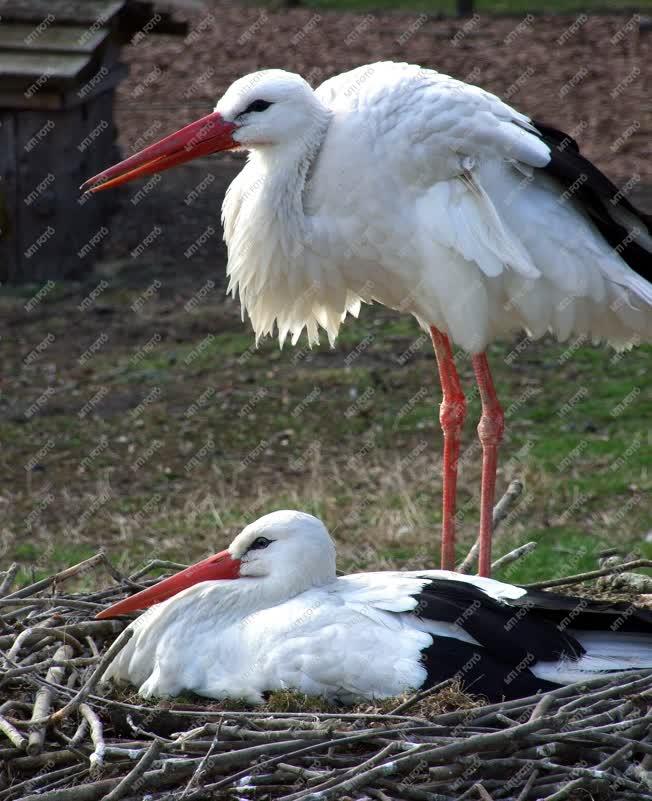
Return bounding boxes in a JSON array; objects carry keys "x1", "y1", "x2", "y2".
[{"x1": 98, "y1": 511, "x2": 652, "y2": 704}]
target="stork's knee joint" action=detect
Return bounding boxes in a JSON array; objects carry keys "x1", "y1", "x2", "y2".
[
  {"x1": 477, "y1": 407, "x2": 504, "y2": 445},
  {"x1": 439, "y1": 397, "x2": 467, "y2": 434}
]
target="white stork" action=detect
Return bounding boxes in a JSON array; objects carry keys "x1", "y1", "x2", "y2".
[
  {"x1": 82, "y1": 62, "x2": 652, "y2": 577},
  {"x1": 97, "y1": 510, "x2": 652, "y2": 704}
]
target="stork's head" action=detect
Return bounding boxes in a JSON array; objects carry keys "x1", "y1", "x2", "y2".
[
  {"x1": 95, "y1": 510, "x2": 336, "y2": 619},
  {"x1": 81, "y1": 70, "x2": 327, "y2": 193},
  {"x1": 216, "y1": 69, "x2": 323, "y2": 149}
]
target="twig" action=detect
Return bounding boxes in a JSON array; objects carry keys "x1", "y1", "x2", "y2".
[
  {"x1": 97, "y1": 554, "x2": 146, "y2": 591},
  {"x1": 0, "y1": 564, "x2": 19, "y2": 596},
  {"x1": 537, "y1": 775, "x2": 599, "y2": 801},
  {"x1": 1, "y1": 655, "x2": 99, "y2": 682},
  {"x1": 0, "y1": 554, "x2": 107, "y2": 602},
  {"x1": 389, "y1": 679, "x2": 455, "y2": 715},
  {"x1": 458, "y1": 480, "x2": 523, "y2": 573},
  {"x1": 80, "y1": 703, "x2": 105, "y2": 776},
  {"x1": 5, "y1": 626, "x2": 83, "y2": 659},
  {"x1": 0, "y1": 713, "x2": 26, "y2": 749},
  {"x1": 129, "y1": 560, "x2": 189, "y2": 581},
  {"x1": 523, "y1": 559, "x2": 652, "y2": 590},
  {"x1": 595, "y1": 741, "x2": 633, "y2": 770},
  {"x1": 180, "y1": 731, "x2": 221, "y2": 799},
  {"x1": 514, "y1": 767, "x2": 539, "y2": 801},
  {"x1": 0, "y1": 619, "x2": 123, "y2": 651},
  {"x1": 201, "y1": 727, "x2": 418, "y2": 795},
  {"x1": 28, "y1": 644, "x2": 73, "y2": 755},
  {"x1": 0, "y1": 598, "x2": 104, "y2": 614},
  {"x1": 281, "y1": 743, "x2": 407, "y2": 801},
  {"x1": 103, "y1": 738, "x2": 163, "y2": 801},
  {"x1": 491, "y1": 480, "x2": 524, "y2": 531},
  {"x1": 83, "y1": 696, "x2": 428, "y2": 725},
  {"x1": 490, "y1": 542, "x2": 537, "y2": 572},
  {"x1": 49, "y1": 627, "x2": 134, "y2": 724}
]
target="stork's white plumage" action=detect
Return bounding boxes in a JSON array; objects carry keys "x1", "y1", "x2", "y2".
[
  {"x1": 98, "y1": 511, "x2": 652, "y2": 704},
  {"x1": 83, "y1": 62, "x2": 652, "y2": 577}
]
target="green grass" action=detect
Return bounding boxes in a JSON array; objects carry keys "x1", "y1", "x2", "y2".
[{"x1": 0, "y1": 268, "x2": 650, "y2": 591}]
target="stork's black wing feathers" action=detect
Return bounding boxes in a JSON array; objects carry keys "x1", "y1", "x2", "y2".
[
  {"x1": 411, "y1": 576, "x2": 652, "y2": 703},
  {"x1": 420, "y1": 636, "x2": 560, "y2": 702},
  {"x1": 411, "y1": 578, "x2": 584, "y2": 665},
  {"x1": 532, "y1": 120, "x2": 652, "y2": 284}
]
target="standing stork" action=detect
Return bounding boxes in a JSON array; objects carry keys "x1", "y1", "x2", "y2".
[{"x1": 82, "y1": 62, "x2": 652, "y2": 576}]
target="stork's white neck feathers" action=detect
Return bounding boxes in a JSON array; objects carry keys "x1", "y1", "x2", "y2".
[{"x1": 223, "y1": 98, "x2": 334, "y2": 348}]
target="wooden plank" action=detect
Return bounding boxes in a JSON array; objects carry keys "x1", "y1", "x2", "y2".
[
  {"x1": 0, "y1": 52, "x2": 91, "y2": 87},
  {"x1": 0, "y1": 63, "x2": 127, "y2": 110},
  {"x1": 0, "y1": 25, "x2": 108, "y2": 54},
  {"x1": 0, "y1": 1, "x2": 125, "y2": 27},
  {"x1": 0, "y1": 1, "x2": 186, "y2": 38},
  {"x1": 79, "y1": 89, "x2": 120, "y2": 262},
  {"x1": 0, "y1": 112, "x2": 19, "y2": 282}
]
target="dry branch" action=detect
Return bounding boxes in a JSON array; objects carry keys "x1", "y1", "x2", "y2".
[
  {"x1": 458, "y1": 480, "x2": 523, "y2": 573},
  {"x1": 0, "y1": 554, "x2": 106, "y2": 602},
  {"x1": 27, "y1": 644, "x2": 73, "y2": 755},
  {"x1": 80, "y1": 703, "x2": 105, "y2": 775},
  {"x1": 523, "y1": 559, "x2": 652, "y2": 589},
  {"x1": 0, "y1": 714, "x2": 26, "y2": 749},
  {"x1": 490, "y1": 541, "x2": 537, "y2": 572},
  {"x1": 0, "y1": 563, "x2": 19, "y2": 596}
]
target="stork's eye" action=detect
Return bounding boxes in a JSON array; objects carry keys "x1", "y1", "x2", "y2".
[
  {"x1": 249, "y1": 536, "x2": 272, "y2": 551},
  {"x1": 241, "y1": 99, "x2": 273, "y2": 115}
]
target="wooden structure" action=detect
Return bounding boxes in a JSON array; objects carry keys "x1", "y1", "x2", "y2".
[{"x1": 0, "y1": 1, "x2": 186, "y2": 284}]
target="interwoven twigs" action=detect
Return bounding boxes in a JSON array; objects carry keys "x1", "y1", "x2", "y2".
[{"x1": 0, "y1": 557, "x2": 651, "y2": 801}]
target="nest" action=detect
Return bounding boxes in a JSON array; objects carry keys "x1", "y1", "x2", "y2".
[{"x1": 1, "y1": 553, "x2": 651, "y2": 801}]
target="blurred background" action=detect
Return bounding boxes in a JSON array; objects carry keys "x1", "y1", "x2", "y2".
[{"x1": 0, "y1": 0, "x2": 649, "y2": 586}]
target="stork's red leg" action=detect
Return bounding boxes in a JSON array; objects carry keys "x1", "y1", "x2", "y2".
[
  {"x1": 429, "y1": 327, "x2": 466, "y2": 571},
  {"x1": 471, "y1": 353, "x2": 504, "y2": 577}
]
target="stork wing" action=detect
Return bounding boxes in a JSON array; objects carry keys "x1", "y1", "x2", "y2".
[
  {"x1": 337, "y1": 570, "x2": 584, "y2": 665},
  {"x1": 312, "y1": 63, "x2": 651, "y2": 349}
]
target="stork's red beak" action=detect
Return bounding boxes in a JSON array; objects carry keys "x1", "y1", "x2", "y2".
[
  {"x1": 95, "y1": 549, "x2": 241, "y2": 619},
  {"x1": 80, "y1": 111, "x2": 237, "y2": 193}
]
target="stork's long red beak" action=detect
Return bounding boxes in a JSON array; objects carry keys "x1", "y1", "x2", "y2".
[
  {"x1": 80, "y1": 111, "x2": 237, "y2": 194},
  {"x1": 95, "y1": 549, "x2": 241, "y2": 619}
]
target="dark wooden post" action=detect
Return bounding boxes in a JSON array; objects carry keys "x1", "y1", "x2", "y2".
[
  {"x1": 0, "y1": 0, "x2": 186, "y2": 284},
  {"x1": 456, "y1": 0, "x2": 474, "y2": 16}
]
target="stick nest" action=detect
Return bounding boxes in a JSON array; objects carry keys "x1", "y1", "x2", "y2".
[{"x1": 0, "y1": 554, "x2": 651, "y2": 801}]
